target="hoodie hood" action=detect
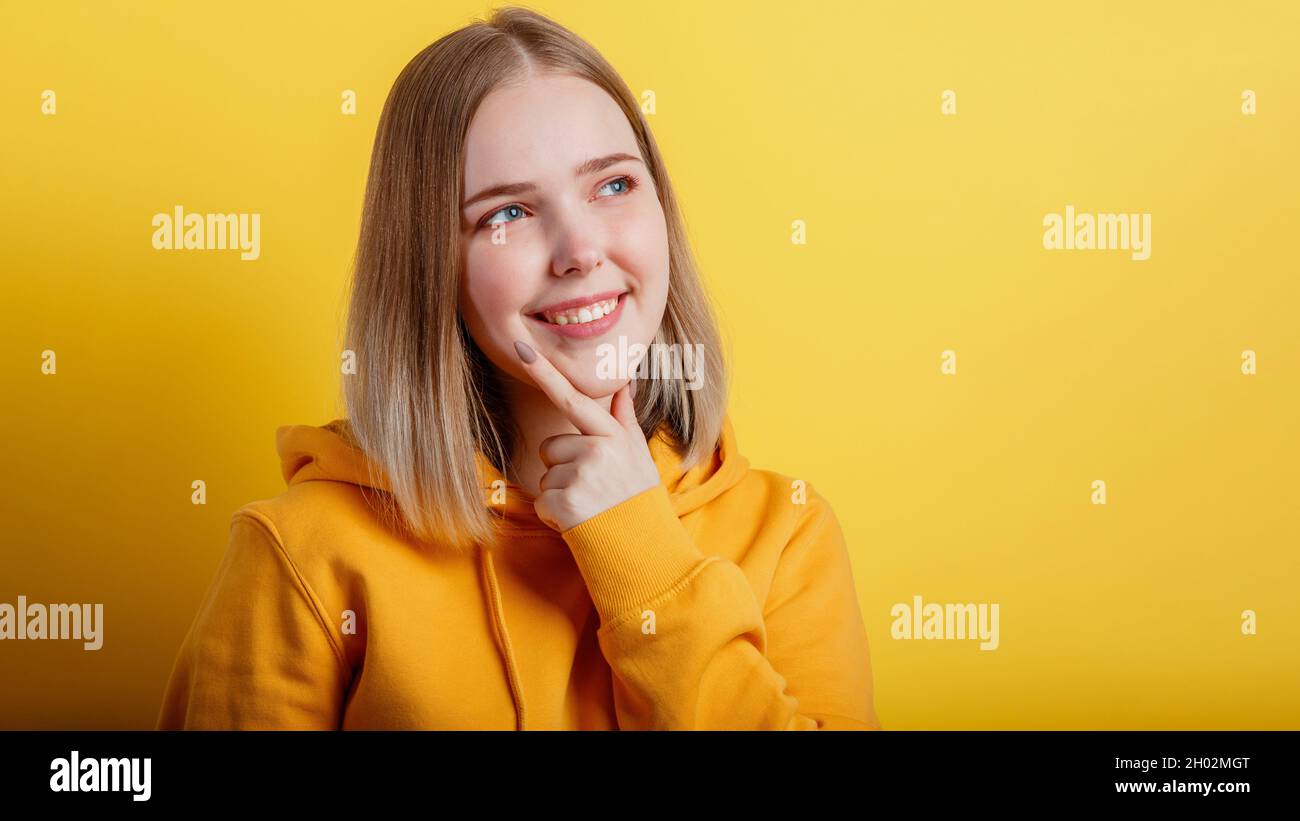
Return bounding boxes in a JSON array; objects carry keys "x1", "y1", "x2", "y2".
[{"x1": 275, "y1": 414, "x2": 750, "y2": 531}]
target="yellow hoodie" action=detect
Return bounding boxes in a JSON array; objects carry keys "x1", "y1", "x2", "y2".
[{"x1": 156, "y1": 414, "x2": 881, "y2": 730}]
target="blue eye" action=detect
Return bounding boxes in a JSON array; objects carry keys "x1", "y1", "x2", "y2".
[
  {"x1": 597, "y1": 174, "x2": 639, "y2": 197},
  {"x1": 483, "y1": 204, "x2": 526, "y2": 228}
]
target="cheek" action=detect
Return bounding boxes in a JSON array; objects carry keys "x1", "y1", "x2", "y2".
[
  {"x1": 618, "y1": 197, "x2": 668, "y2": 265},
  {"x1": 461, "y1": 246, "x2": 534, "y2": 340},
  {"x1": 610, "y1": 199, "x2": 671, "y2": 309}
]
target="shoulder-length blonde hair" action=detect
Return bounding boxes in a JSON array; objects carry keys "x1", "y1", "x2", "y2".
[{"x1": 342, "y1": 5, "x2": 728, "y2": 553}]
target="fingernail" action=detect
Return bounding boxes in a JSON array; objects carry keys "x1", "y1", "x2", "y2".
[{"x1": 513, "y1": 340, "x2": 536, "y2": 363}]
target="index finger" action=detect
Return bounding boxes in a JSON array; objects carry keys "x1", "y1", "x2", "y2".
[{"x1": 513, "y1": 340, "x2": 621, "y2": 436}]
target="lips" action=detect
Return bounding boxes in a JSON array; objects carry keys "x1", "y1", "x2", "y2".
[
  {"x1": 529, "y1": 290, "x2": 627, "y2": 319},
  {"x1": 526, "y1": 292, "x2": 628, "y2": 339}
]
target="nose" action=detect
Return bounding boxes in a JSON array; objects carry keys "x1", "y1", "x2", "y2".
[{"x1": 550, "y1": 208, "x2": 606, "y2": 278}]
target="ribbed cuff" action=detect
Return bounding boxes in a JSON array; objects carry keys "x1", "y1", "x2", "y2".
[{"x1": 560, "y1": 483, "x2": 708, "y2": 626}]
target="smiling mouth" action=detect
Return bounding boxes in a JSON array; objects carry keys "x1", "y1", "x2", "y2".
[{"x1": 530, "y1": 293, "x2": 626, "y2": 326}]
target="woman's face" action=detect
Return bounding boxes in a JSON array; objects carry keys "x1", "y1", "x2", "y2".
[{"x1": 459, "y1": 72, "x2": 669, "y2": 401}]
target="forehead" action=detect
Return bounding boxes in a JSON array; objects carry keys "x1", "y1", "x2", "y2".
[{"x1": 463, "y1": 73, "x2": 638, "y2": 187}]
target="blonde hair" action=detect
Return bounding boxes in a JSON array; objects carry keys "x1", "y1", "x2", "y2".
[{"x1": 342, "y1": 5, "x2": 729, "y2": 553}]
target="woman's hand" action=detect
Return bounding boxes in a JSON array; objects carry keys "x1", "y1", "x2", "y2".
[{"x1": 513, "y1": 340, "x2": 661, "y2": 532}]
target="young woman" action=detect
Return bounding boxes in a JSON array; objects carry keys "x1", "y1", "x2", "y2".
[{"x1": 157, "y1": 6, "x2": 880, "y2": 731}]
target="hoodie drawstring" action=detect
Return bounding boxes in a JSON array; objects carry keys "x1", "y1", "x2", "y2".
[{"x1": 478, "y1": 545, "x2": 526, "y2": 730}]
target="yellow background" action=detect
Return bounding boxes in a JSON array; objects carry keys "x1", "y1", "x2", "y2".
[{"x1": 1, "y1": 0, "x2": 1296, "y2": 729}]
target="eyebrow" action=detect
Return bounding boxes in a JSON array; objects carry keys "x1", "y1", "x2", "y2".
[{"x1": 461, "y1": 152, "x2": 643, "y2": 212}]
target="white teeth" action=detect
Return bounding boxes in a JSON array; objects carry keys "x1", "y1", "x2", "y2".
[{"x1": 542, "y1": 297, "x2": 619, "y2": 325}]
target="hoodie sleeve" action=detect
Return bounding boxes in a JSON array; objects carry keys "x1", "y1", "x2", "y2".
[
  {"x1": 560, "y1": 482, "x2": 880, "y2": 730},
  {"x1": 156, "y1": 511, "x2": 351, "y2": 730}
]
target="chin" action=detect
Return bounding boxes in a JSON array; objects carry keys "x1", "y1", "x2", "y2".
[{"x1": 565, "y1": 371, "x2": 616, "y2": 399}]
